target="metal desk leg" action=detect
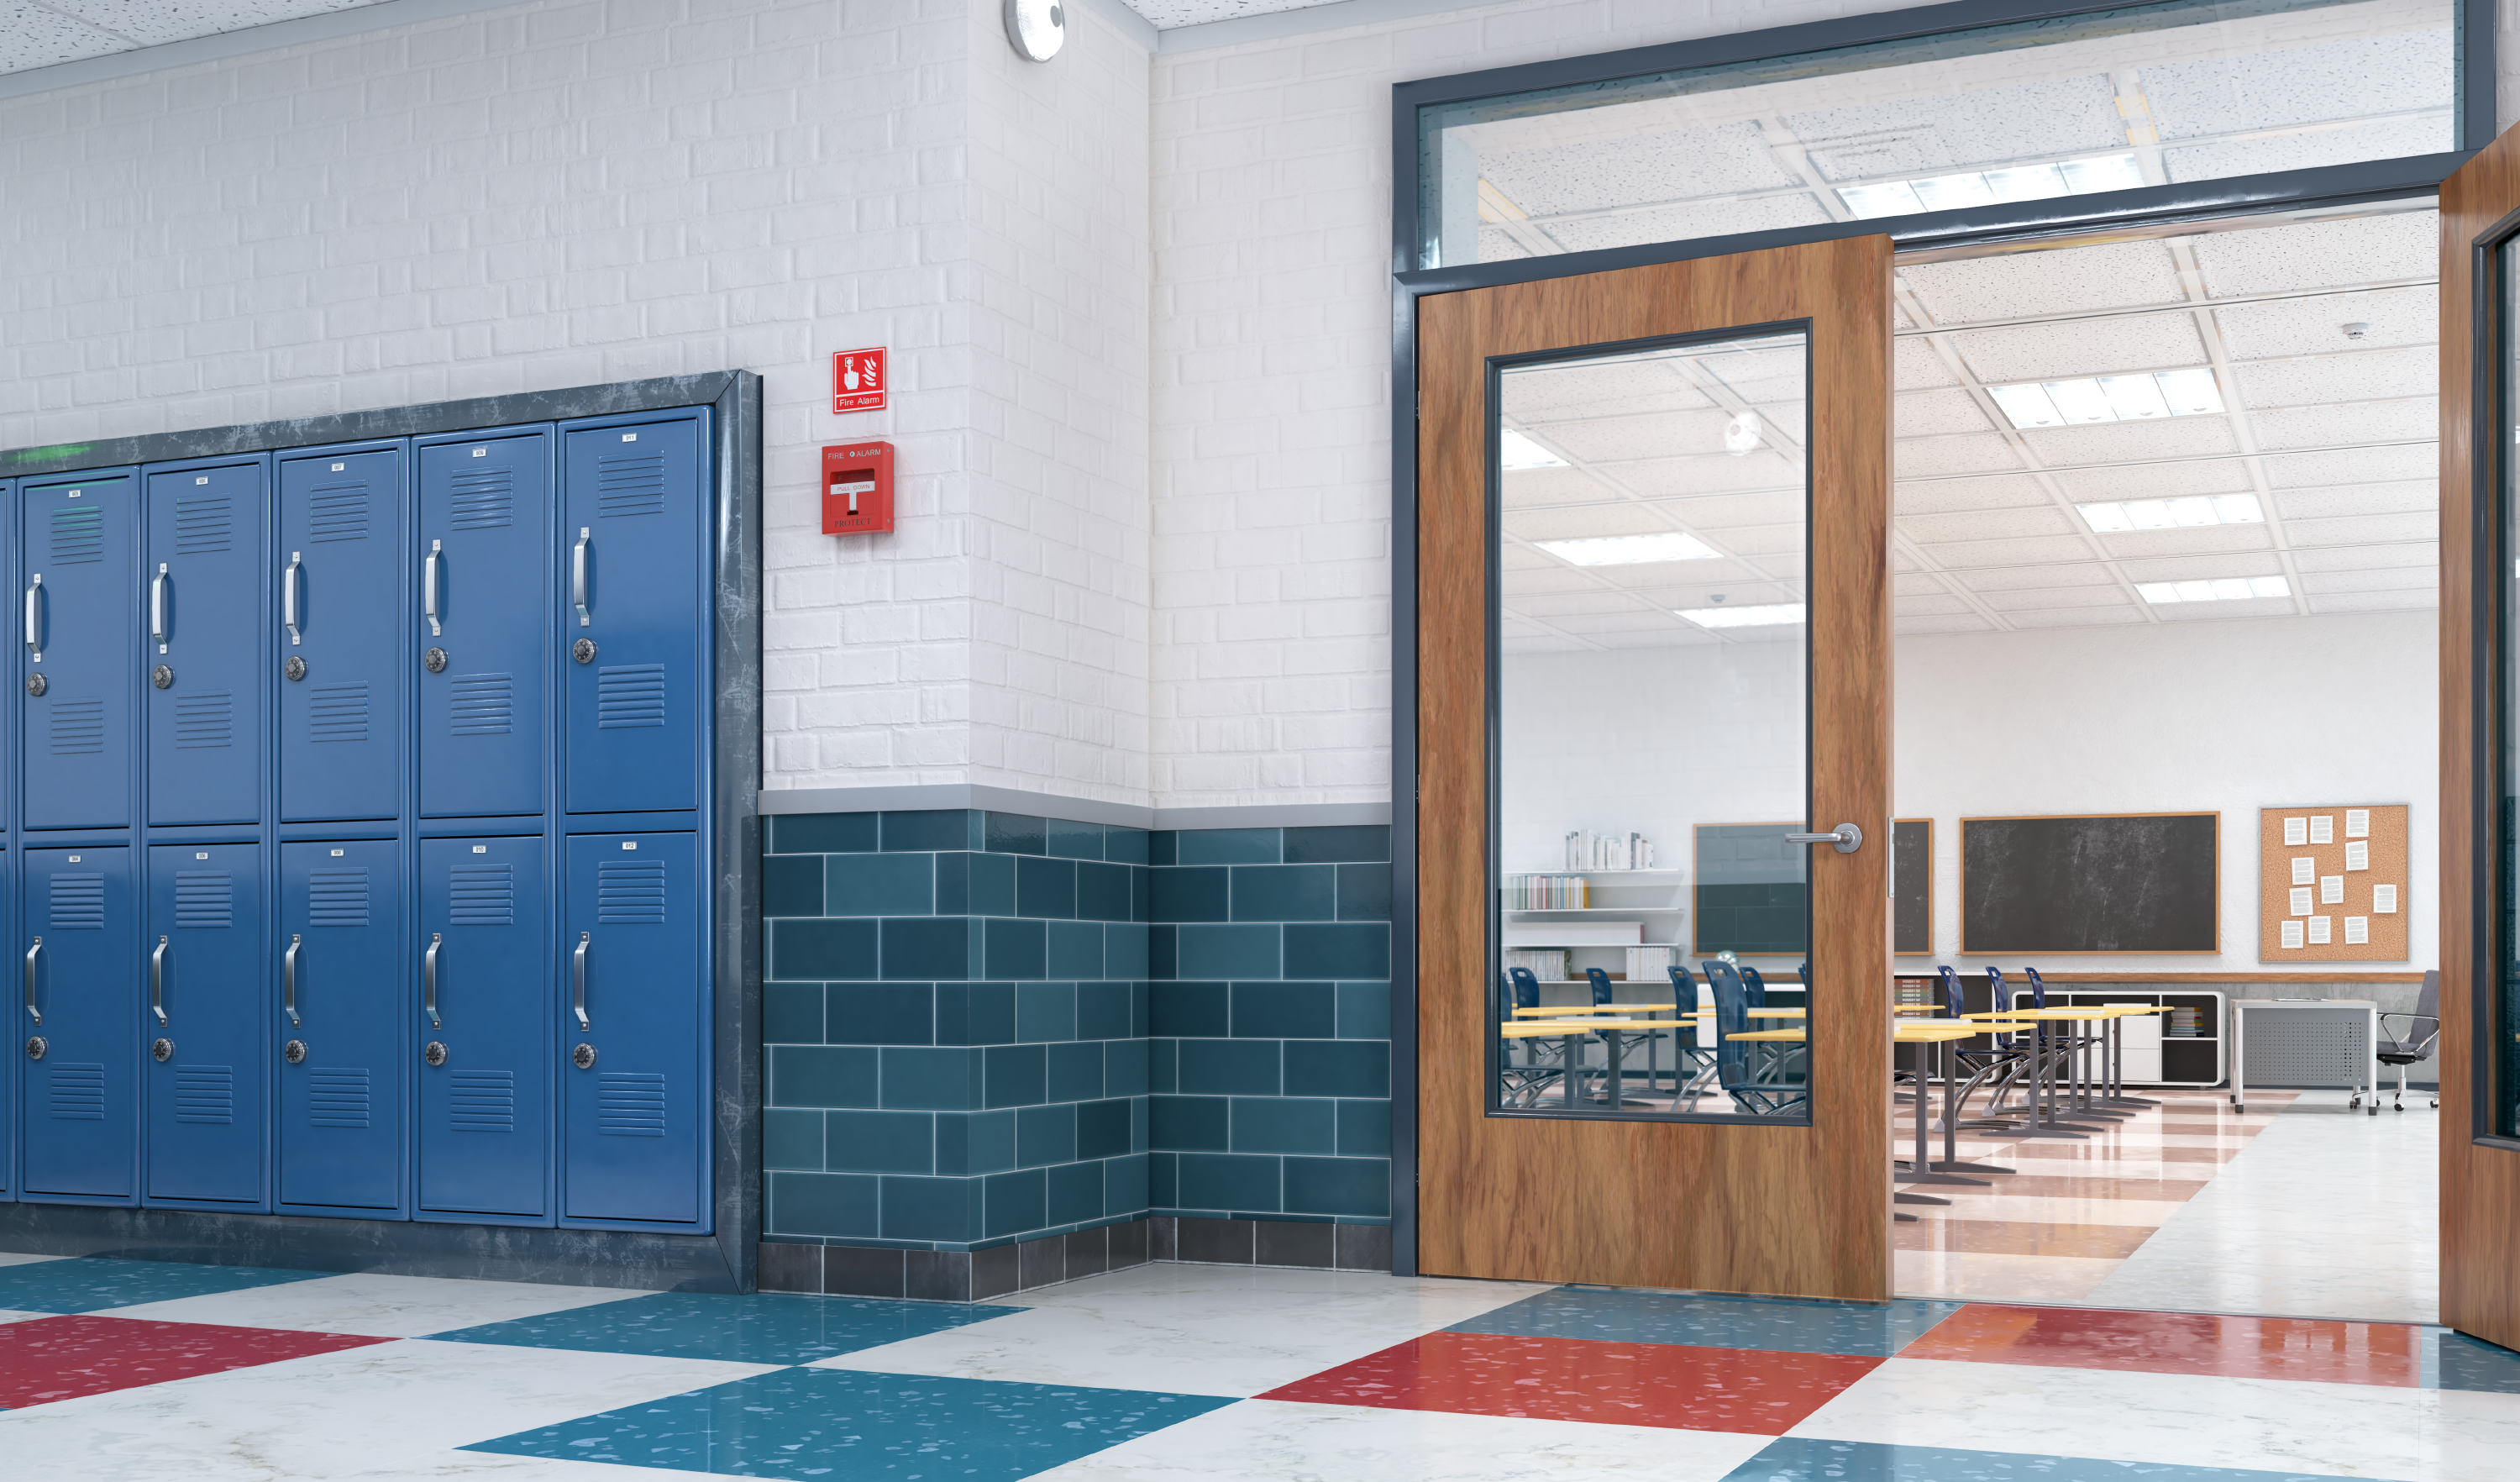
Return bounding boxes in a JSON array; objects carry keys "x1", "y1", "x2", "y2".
[
  {"x1": 2232, "y1": 1005, "x2": 2247, "y2": 1115},
  {"x1": 2367, "y1": 1004, "x2": 2381, "y2": 1117}
]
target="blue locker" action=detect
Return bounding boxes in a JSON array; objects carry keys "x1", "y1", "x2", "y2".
[
  {"x1": 417, "y1": 835, "x2": 548, "y2": 1218},
  {"x1": 277, "y1": 839, "x2": 402, "y2": 1211},
  {"x1": 418, "y1": 435, "x2": 549, "y2": 818},
  {"x1": 20, "y1": 476, "x2": 135, "y2": 831},
  {"x1": 144, "y1": 843, "x2": 264, "y2": 1205},
  {"x1": 561, "y1": 419, "x2": 703, "y2": 814},
  {"x1": 20, "y1": 847, "x2": 135, "y2": 1200},
  {"x1": 146, "y1": 463, "x2": 265, "y2": 826},
  {"x1": 561, "y1": 832, "x2": 703, "y2": 1226},
  {"x1": 278, "y1": 449, "x2": 402, "y2": 822}
]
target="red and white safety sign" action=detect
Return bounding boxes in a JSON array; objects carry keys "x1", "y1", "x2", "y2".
[{"x1": 832, "y1": 348, "x2": 886, "y2": 413}]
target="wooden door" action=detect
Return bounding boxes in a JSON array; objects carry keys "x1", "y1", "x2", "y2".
[
  {"x1": 1416, "y1": 235, "x2": 1893, "y2": 1298},
  {"x1": 2441, "y1": 129, "x2": 2520, "y2": 1352}
]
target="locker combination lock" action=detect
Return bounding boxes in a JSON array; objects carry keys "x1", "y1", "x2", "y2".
[
  {"x1": 151, "y1": 1038, "x2": 174, "y2": 1063},
  {"x1": 423, "y1": 1041, "x2": 448, "y2": 1068},
  {"x1": 573, "y1": 639, "x2": 597, "y2": 665},
  {"x1": 152, "y1": 665, "x2": 174, "y2": 690},
  {"x1": 283, "y1": 1039, "x2": 307, "y2": 1064},
  {"x1": 424, "y1": 648, "x2": 448, "y2": 674},
  {"x1": 24, "y1": 1036, "x2": 44, "y2": 1060},
  {"x1": 24, "y1": 675, "x2": 44, "y2": 697},
  {"x1": 572, "y1": 1043, "x2": 598, "y2": 1069},
  {"x1": 285, "y1": 657, "x2": 307, "y2": 682}
]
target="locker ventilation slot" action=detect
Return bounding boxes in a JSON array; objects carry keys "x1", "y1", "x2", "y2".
[
  {"x1": 448, "y1": 468, "x2": 514, "y2": 530},
  {"x1": 597, "y1": 1073, "x2": 667, "y2": 1136},
  {"x1": 596, "y1": 454, "x2": 667, "y2": 518},
  {"x1": 49, "y1": 874, "x2": 105, "y2": 930},
  {"x1": 307, "y1": 482, "x2": 370, "y2": 542},
  {"x1": 49, "y1": 1064, "x2": 108, "y2": 1121},
  {"x1": 596, "y1": 861, "x2": 667, "y2": 924},
  {"x1": 308, "y1": 683, "x2": 370, "y2": 744},
  {"x1": 50, "y1": 505, "x2": 105, "y2": 564},
  {"x1": 308, "y1": 869, "x2": 371, "y2": 928},
  {"x1": 309, "y1": 1068, "x2": 373, "y2": 1127},
  {"x1": 449, "y1": 864, "x2": 514, "y2": 925},
  {"x1": 596, "y1": 665, "x2": 667, "y2": 729},
  {"x1": 50, "y1": 698, "x2": 106, "y2": 756},
  {"x1": 175, "y1": 1065, "x2": 236, "y2": 1124},
  {"x1": 175, "y1": 496, "x2": 234, "y2": 555},
  {"x1": 449, "y1": 674, "x2": 513, "y2": 735},
  {"x1": 176, "y1": 870, "x2": 234, "y2": 928},
  {"x1": 450, "y1": 1069, "x2": 517, "y2": 1133},
  {"x1": 175, "y1": 691, "x2": 234, "y2": 749}
]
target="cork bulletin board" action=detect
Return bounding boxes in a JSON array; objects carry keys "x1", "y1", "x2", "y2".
[{"x1": 2257, "y1": 804, "x2": 2408, "y2": 963}]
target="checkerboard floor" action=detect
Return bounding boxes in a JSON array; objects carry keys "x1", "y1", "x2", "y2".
[{"x1": 1, "y1": 1251, "x2": 2516, "y2": 1480}]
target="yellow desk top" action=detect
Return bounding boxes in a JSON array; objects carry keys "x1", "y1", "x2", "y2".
[
  {"x1": 1897, "y1": 1024, "x2": 1995, "y2": 1043},
  {"x1": 1511, "y1": 1004, "x2": 1679, "y2": 1017},
  {"x1": 1726, "y1": 1028, "x2": 1809, "y2": 1042},
  {"x1": 1499, "y1": 1019, "x2": 1671, "y2": 1038}
]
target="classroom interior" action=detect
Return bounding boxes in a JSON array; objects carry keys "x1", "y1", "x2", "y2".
[{"x1": 1496, "y1": 201, "x2": 2440, "y2": 1322}]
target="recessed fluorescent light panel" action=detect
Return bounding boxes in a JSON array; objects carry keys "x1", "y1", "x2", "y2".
[
  {"x1": 1677, "y1": 602, "x2": 1805, "y2": 629},
  {"x1": 2075, "y1": 494, "x2": 2263, "y2": 533},
  {"x1": 1838, "y1": 154, "x2": 2145, "y2": 219},
  {"x1": 1538, "y1": 532, "x2": 1722, "y2": 566},
  {"x1": 2135, "y1": 576, "x2": 2290, "y2": 604},
  {"x1": 1988, "y1": 368, "x2": 2224, "y2": 429},
  {"x1": 1499, "y1": 428, "x2": 1568, "y2": 470}
]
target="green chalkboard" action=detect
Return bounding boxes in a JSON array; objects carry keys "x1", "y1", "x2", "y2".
[
  {"x1": 1693, "y1": 822, "x2": 1808, "y2": 956},
  {"x1": 1961, "y1": 812, "x2": 2218, "y2": 954}
]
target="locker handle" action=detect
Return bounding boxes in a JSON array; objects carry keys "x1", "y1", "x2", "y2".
[
  {"x1": 573, "y1": 932, "x2": 591, "y2": 1030},
  {"x1": 283, "y1": 934, "x2": 302, "y2": 1027},
  {"x1": 573, "y1": 528, "x2": 591, "y2": 628},
  {"x1": 22, "y1": 938, "x2": 39, "y2": 1027},
  {"x1": 150, "y1": 937, "x2": 170, "y2": 1026},
  {"x1": 151, "y1": 565, "x2": 170, "y2": 650},
  {"x1": 283, "y1": 552, "x2": 303, "y2": 646},
  {"x1": 24, "y1": 574, "x2": 41, "y2": 663},
  {"x1": 423, "y1": 540, "x2": 443, "y2": 639},
  {"x1": 424, "y1": 933, "x2": 443, "y2": 1028}
]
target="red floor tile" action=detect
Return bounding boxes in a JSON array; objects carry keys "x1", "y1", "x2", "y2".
[
  {"x1": 0, "y1": 1313, "x2": 389, "y2": 1407},
  {"x1": 1902, "y1": 1304, "x2": 2423, "y2": 1387},
  {"x1": 1257, "y1": 1329, "x2": 1880, "y2": 1433}
]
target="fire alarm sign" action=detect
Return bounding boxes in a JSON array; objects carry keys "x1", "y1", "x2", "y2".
[{"x1": 832, "y1": 348, "x2": 887, "y2": 413}]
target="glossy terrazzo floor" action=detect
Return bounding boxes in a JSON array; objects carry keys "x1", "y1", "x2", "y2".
[
  {"x1": 1893, "y1": 1086, "x2": 2439, "y2": 1323},
  {"x1": 1, "y1": 1248, "x2": 2516, "y2": 1480}
]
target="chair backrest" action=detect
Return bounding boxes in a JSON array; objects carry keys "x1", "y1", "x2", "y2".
[
  {"x1": 1798, "y1": 960, "x2": 1810, "y2": 986},
  {"x1": 1937, "y1": 964, "x2": 1966, "y2": 1019},
  {"x1": 2417, "y1": 969, "x2": 2439, "y2": 1021},
  {"x1": 1506, "y1": 967, "x2": 1541, "y2": 1011},
  {"x1": 1740, "y1": 966, "x2": 1769, "y2": 1006},
  {"x1": 1700, "y1": 959, "x2": 1752, "y2": 1079},
  {"x1": 2024, "y1": 966, "x2": 2053, "y2": 1012},
  {"x1": 1584, "y1": 966, "x2": 1614, "y2": 1006},
  {"x1": 1667, "y1": 964, "x2": 1704, "y2": 1046}
]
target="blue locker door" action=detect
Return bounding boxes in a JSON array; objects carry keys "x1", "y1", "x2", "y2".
[
  {"x1": 20, "y1": 847, "x2": 135, "y2": 1199},
  {"x1": 21, "y1": 476, "x2": 134, "y2": 831},
  {"x1": 278, "y1": 450, "x2": 402, "y2": 822},
  {"x1": 417, "y1": 835, "x2": 548, "y2": 1217},
  {"x1": 561, "y1": 421, "x2": 702, "y2": 814},
  {"x1": 144, "y1": 843, "x2": 264, "y2": 1204},
  {"x1": 561, "y1": 833, "x2": 702, "y2": 1224},
  {"x1": 418, "y1": 436, "x2": 548, "y2": 818},
  {"x1": 277, "y1": 840, "x2": 402, "y2": 1211},
  {"x1": 146, "y1": 464, "x2": 264, "y2": 826}
]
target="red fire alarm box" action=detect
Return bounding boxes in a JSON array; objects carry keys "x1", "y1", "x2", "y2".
[{"x1": 822, "y1": 441, "x2": 894, "y2": 535}]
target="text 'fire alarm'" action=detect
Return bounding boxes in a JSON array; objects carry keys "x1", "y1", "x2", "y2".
[
  {"x1": 833, "y1": 347, "x2": 886, "y2": 413},
  {"x1": 823, "y1": 441, "x2": 895, "y2": 535}
]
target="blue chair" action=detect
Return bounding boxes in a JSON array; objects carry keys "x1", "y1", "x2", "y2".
[
  {"x1": 1740, "y1": 965, "x2": 1769, "y2": 1006},
  {"x1": 1937, "y1": 964, "x2": 2029, "y2": 1128},
  {"x1": 1692, "y1": 959, "x2": 1807, "y2": 1117},
  {"x1": 1666, "y1": 964, "x2": 1714, "y2": 1096},
  {"x1": 1583, "y1": 966, "x2": 1617, "y2": 1006},
  {"x1": 1499, "y1": 967, "x2": 1565, "y2": 1107}
]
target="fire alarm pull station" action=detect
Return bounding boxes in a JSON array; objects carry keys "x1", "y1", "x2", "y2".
[{"x1": 822, "y1": 441, "x2": 895, "y2": 535}]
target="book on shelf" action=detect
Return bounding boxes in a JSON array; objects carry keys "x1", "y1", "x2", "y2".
[
  {"x1": 2164, "y1": 1006, "x2": 2205, "y2": 1038},
  {"x1": 1625, "y1": 946, "x2": 1675, "y2": 981},
  {"x1": 1502, "y1": 949, "x2": 1568, "y2": 982},
  {"x1": 1563, "y1": 830, "x2": 1655, "y2": 871},
  {"x1": 1502, "y1": 875, "x2": 1588, "y2": 909},
  {"x1": 1893, "y1": 977, "x2": 1934, "y2": 1006}
]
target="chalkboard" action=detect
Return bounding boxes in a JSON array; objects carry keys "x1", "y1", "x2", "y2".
[
  {"x1": 1693, "y1": 822, "x2": 1807, "y2": 955},
  {"x1": 1893, "y1": 819, "x2": 1931, "y2": 955},
  {"x1": 1961, "y1": 812, "x2": 2218, "y2": 954}
]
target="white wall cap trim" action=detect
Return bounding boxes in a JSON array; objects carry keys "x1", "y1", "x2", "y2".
[{"x1": 760, "y1": 783, "x2": 1391, "y2": 830}]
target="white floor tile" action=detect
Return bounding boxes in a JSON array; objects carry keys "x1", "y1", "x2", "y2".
[
  {"x1": 94, "y1": 1271, "x2": 650, "y2": 1337},
  {"x1": 1911, "y1": 1195, "x2": 2187, "y2": 1227},
  {"x1": 0, "y1": 1307, "x2": 50, "y2": 1325},
  {"x1": 0, "y1": 1252, "x2": 66, "y2": 1269}
]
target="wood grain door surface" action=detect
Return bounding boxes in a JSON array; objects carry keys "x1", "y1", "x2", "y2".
[{"x1": 1415, "y1": 236, "x2": 1894, "y2": 1300}]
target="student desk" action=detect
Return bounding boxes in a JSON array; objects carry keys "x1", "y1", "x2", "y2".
[
  {"x1": 1894, "y1": 1019, "x2": 2040, "y2": 1181},
  {"x1": 1499, "y1": 1018, "x2": 1672, "y2": 1109}
]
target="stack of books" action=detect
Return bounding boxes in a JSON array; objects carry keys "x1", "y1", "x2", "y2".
[
  {"x1": 2165, "y1": 1006, "x2": 2205, "y2": 1038},
  {"x1": 1503, "y1": 949, "x2": 1568, "y2": 982},
  {"x1": 1626, "y1": 947, "x2": 1675, "y2": 981},
  {"x1": 1893, "y1": 977, "x2": 1935, "y2": 1007},
  {"x1": 1563, "y1": 830, "x2": 1654, "y2": 870},
  {"x1": 1503, "y1": 875, "x2": 1588, "y2": 909}
]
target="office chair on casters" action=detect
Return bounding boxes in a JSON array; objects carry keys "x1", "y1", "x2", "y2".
[
  {"x1": 2378, "y1": 970, "x2": 2441, "y2": 1110},
  {"x1": 1693, "y1": 959, "x2": 1808, "y2": 1117}
]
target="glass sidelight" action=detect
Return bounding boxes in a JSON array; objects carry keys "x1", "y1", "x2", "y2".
[{"x1": 1491, "y1": 327, "x2": 1815, "y2": 1123}]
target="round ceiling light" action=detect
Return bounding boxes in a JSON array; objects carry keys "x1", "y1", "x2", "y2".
[{"x1": 1005, "y1": 0, "x2": 1065, "y2": 61}]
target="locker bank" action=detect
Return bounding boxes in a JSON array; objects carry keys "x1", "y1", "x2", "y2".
[{"x1": 0, "y1": 374, "x2": 759, "y2": 1290}]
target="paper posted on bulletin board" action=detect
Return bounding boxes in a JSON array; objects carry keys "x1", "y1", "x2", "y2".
[{"x1": 2257, "y1": 804, "x2": 2407, "y2": 963}]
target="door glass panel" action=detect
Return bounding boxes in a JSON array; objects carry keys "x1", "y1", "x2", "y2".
[
  {"x1": 1418, "y1": 0, "x2": 2458, "y2": 268},
  {"x1": 2501, "y1": 239, "x2": 2520, "y2": 1140},
  {"x1": 1492, "y1": 328, "x2": 1812, "y2": 1122}
]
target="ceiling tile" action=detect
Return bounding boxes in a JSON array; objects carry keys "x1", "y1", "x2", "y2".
[
  {"x1": 2099, "y1": 525, "x2": 2274, "y2": 561},
  {"x1": 1592, "y1": 628, "x2": 1726, "y2": 648},
  {"x1": 1895, "y1": 594, "x2": 1977, "y2": 617},
  {"x1": 1501, "y1": 545, "x2": 1556, "y2": 570},
  {"x1": 2113, "y1": 551, "x2": 2283, "y2": 582},
  {"x1": 1570, "y1": 558, "x2": 1772, "y2": 589},
  {"x1": 1625, "y1": 581, "x2": 1799, "y2": 608},
  {"x1": 1896, "y1": 387, "x2": 1993, "y2": 438},
  {"x1": 1499, "y1": 566, "x2": 1614, "y2": 595},
  {"x1": 1544, "y1": 195, "x2": 1834, "y2": 255},
  {"x1": 1541, "y1": 408, "x2": 1744, "y2": 462},
  {"x1": 2291, "y1": 544, "x2": 2434, "y2": 572},
  {"x1": 1483, "y1": 121, "x2": 1804, "y2": 216},
  {"x1": 1509, "y1": 591, "x2": 1663, "y2": 618},
  {"x1": 0, "y1": 4, "x2": 124, "y2": 71},
  {"x1": 1667, "y1": 490, "x2": 1805, "y2": 528},
  {"x1": 1902, "y1": 239, "x2": 2186, "y2": 326},
  {"x1": 2250, "y1": 400, "x2": 2435, "y2": 450},
  {"x1": 2139, "y1": 31, "x2": 2451, "y2": 140},
  {"x1": 1894, "y1": 572, "x2": 1956, "y2": 596},
  {"x1": 2004, "y1": 607, "x2": 2147, "y2": 628},
  {"x1": 1920, "y1": 534, "x2": 2105, "y2": 568},
  {"x1": 1949, "y1": 313, "x2": 2208, "y2": 384},
  {"x1": 2050, "y1": 459, "x2": 2252, "y2": 501},
  {"x1": 2163, "y1": 116, "x2": 2453, "y2": 183},
  {"x1": 1894, "y1": 476, "x2": 2053, "y2": 514},
  {"x1": 2264, "y1": 443, "x2": 2437, "y2": 488},
  {"x1": 1501, "y1": 635, "x2": 1588, "y2": 654},
  {"x1": 1897, "y1": 613, "x2": 1997, "y2": 634},
  {"x1": 1620, "y1": 453, "x2": 1809, "y2": 499},
  {"x1": 2301, "y1": 568, "x2": 2437, "y2": 594},
  {"x1": 1714, "y1": 523, "x2": 1804, "y2": 556},
  {"x1": 1546, "y1": 610, "x2": 1689, "y2": 634},
  {"x1": 1507, "y1": 359, "x2": 1710, "y2": 418},
  {"x1": 2281, "y1": 512, "x2": 2439, "y2": 548},
  {"x1": 1895, "y1": 302, "x2": 1918, "y2": 330},
  {"x1": 2306, "y1": 591, "x2": 2439, "y2": 613},
  {"x1": 2150, "y1": 596, "x2": 2299, "y2": 621},
  {"x1": 1781, "y1": 74, "x2": 2126, "y2": 182},
  {"x1": 2234, "y1": 347, "x2": 2433, "y2": 408},
  {"x1": 2270, "y1": 481, "x2": 2436, "y2": 519},
  {"x1": 2191, "y1": 208, "x2": 2439, "y2": 297},
  {"x1": 1895, "y1": 435, "x2": 2024, "y2": 478},
  {"x1": 2023, "y1": 416, "x2": 2239, "y2": 466},
  {"x1": 1895, "y1": 338, "x2": 1959, "y2": 391},
  {"x1": 1979, "y1": 585, "x2": 2137, "y2": 612},
  {"x1": 2216, "y1": 286, "x2": 2439, "y2": 360},
  {"x1": 1478, "y1": 227, "x2": 1536, "y2": 263},
  {"x1": 1504, "y1": 506, "x2": 1673, "y2": 540},
  {"x1": 1955, "y1": 563, "x2": 2118, "y2": 591},
  {"x1": 1499, "y1": 468, "x2": 1612, "y2": 506},
  {"x1": 1898, "y1": 507, "x2": 2076, "y2": 544}
]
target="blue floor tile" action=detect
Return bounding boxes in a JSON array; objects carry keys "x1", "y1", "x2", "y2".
[
  {"x1": 428, "y1": 1290, "x2": 1022, "y2": 1364},
  {"x1": 1728, "y1": 1437, "x2": 2403, "y2": 1481},
  {"x1": 463, "y1": 1366, "x2": 1235, "y2": 1479},
  {"x1": 2425, "y1": 1327, "x2": 2520, "y2": 1393},
  {"x1": 1449, "y1": 1286, "x2": 1966, "y2": 1358},
  {"x1": 0, "y1": 1255, "x2": 332, "y2": 1314}
]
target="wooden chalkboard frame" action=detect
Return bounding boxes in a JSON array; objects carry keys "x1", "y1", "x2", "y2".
[
  {"x1": 1893, "y1": 817, "x2": 1931, "y2": 956},
  {"x1": 1960, "y1": 812, "x2": 2220, "y2": 955}
]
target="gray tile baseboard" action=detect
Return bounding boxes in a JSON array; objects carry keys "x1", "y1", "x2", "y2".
[{"x1": 759, "y1": 1217, "x2": 1387, "y2": 1302}]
